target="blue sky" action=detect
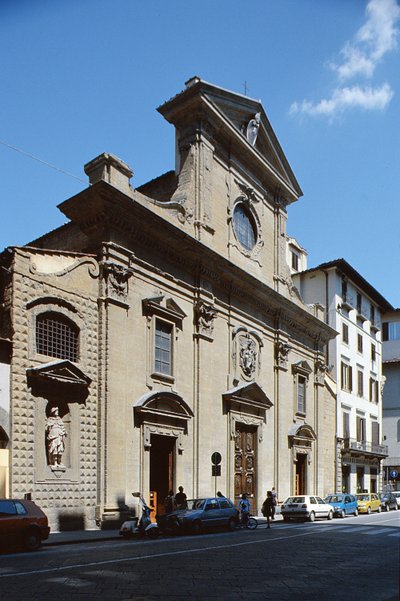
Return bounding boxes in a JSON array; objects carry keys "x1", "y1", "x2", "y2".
[{"x1": 1, "y1": 0, "x2": 399, "y2": 306}]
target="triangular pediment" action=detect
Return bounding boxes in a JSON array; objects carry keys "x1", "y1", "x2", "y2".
[
  {"x1": 142, "y1": 295, "x2": 186, "y2": 324},
  {"x1": 27, "y1": 360, "x2": 91, "y2": 386},
  {"x1": 158, "y1": 77, "x2": 302, "y2": 203},
  {"x1": 223, "y1": 381, "x2": 273, "y2": 409},
  {"x1": 205, "y1": 93, "x2": 294, "y2": 183},
  {"x1": 292, "y1": 360, "x2": 313, "y2": 377}
]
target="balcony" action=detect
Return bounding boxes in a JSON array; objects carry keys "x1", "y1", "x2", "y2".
[
  {"x1": 340, "y1": 293, "x2": 354, "y2": 311},
  {"x1": 370, "y1": 320, "x2": 380, "y2": 333},
  {"x1": 356, "y1": 304, "x2": 368, "y2": 322},
  {"x1": 343, "y1": 438, "x2": 388, "y2": 458}
]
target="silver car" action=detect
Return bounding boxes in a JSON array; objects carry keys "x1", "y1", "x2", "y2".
[{"x1": 281, "y1": 495, "x2": 334, "y2": 522}]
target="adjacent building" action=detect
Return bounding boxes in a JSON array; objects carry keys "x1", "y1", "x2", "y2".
[
  {"x1": 293, "y1": 259, "x2": 392, "y2": 494},
  {"x1": 0, "y1": 78, "x2": 338, "y2": 530},
  {"x1": 382, "y1": 309, "x2": 400, "y2": 491}
]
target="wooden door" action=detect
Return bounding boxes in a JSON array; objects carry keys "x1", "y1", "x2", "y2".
[{"x1": 234, "y1": 424, "x2": 257, "y2": 514}]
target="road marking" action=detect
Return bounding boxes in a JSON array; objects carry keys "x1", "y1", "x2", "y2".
[
  {"x1": 364, "y1": 528, "x2": 395, "y2": 536},
  {"x1": 340, "y1": 526, "x2": 372, "y2": 533},
  {"x1": 0, "y1": 528, "x2": 326, "y2": 579}
]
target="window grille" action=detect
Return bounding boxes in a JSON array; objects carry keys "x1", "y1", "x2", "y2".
[{"x1": 36, "y1": 312, "x2": 79, "y2": 362}]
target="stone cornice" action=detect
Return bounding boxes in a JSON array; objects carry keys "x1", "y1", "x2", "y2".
[{"x1": 58, "y1": 181, "x2": 336, "y2": 345}]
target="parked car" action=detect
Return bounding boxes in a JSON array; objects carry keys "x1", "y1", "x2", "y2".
[
  {"x1": 324, "y1": 493, "x2": 358, "y2": 518},
  {"x1": 379, "y1": 492, "x2": 398, "y2": 512},
  {"x1": 280, "y1": 495, "x2": 334, "y2": 522},
  {"x1": 156, "y1": 496, "x2": 238, "y2": 534},
  {"x1": 0, "y1": 499, "x2": 50, "y2": 551},
  {"x1": 355, "y1": 493, "x2": 381, "y2": 514},
  {"x1": 392, "y1": 491, "x2": 400, "y2": 508}
]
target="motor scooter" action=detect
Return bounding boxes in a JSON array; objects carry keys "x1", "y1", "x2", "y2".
[{"x1": 119, "y1": 492, "x2": 160, "y2": 539}]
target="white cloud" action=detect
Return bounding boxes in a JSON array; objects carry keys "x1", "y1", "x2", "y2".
[
  {"x1": 291, "y1": 0, "x2": 400, "y2": 119},
  {"x1": 290, "y1": 83, "x2": 394, "y2": 118},
  {"x1": 332, "y1": 0, "x2": 400, "y2": 80}
]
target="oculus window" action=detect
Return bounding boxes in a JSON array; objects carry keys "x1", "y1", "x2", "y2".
[{"x1": 233, "y1": 203, "x2": 256, "y2": 251}]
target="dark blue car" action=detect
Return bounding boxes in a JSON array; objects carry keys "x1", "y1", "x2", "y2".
[
  {"x1": 324, "y1": 493, "x2": 358, "y2": 518},
  {"x1": 157, "y1": 497, "x2": 239, "y2": 534}
]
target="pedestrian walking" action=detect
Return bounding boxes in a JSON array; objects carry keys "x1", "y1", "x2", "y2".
[
  {"x1": 271, "y1": 487, "x2": 277, "y2": 519},
  {"x1": 174, "y1": 486, "x2": 188, "y2": 509},
  {"x1": 238, "y1": 493, "x2": 251, "y2": 528},
  {"x1": 261, "y1": 490, "x2": 274, "y2": 528}
]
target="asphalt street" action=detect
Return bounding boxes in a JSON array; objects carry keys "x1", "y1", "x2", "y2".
[{"x1": 0, "y1": 511, "x2": 399, "y2": 601}]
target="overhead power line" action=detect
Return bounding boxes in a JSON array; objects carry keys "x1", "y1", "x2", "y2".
[{"x1": 0, "y1": 138, "x2": 87, "y2": 184}]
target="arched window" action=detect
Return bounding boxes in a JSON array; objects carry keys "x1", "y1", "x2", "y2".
[
  {"x1": 36, "y1": 312, "x2": 79, "y2": 362},
  {"x1": 233, "y1": 203, "x2": 257, "y2": 251}
]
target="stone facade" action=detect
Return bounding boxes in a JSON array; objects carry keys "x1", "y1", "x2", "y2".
[{"x1": 0, "y1": 79, "x2": 337, "y2": 530}]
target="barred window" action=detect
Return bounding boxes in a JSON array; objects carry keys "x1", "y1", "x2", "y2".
[{"x1": 36, "y1": 312, "x2": 79, "y2": 362}]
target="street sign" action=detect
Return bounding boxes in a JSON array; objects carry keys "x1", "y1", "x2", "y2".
[
  {"x1": 212, "y1": 465, "x2": 221, "y2": 477},
  {"x1": 389, "y1": 470, "x2": 399, "y2": 479},
  {"x1": 211, "y1": 452, "x2": 222, "y2": 465}
]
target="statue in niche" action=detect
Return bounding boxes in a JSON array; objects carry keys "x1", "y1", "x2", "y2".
[
  {"x1": 239, "y1": 336, "x2": 257, "y2": 378},
  {"x1": 246, "y1": 112, "x2": 261, "y2": 146},
  {"x1": 46, "y1": 406, "x2": 67, "y2": 466}
]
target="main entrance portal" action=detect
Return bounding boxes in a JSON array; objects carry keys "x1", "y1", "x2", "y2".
[
  {"x1": 149, "y1": 434, "x2": 175, "y2": 516},
  {"x1": 235, "y1": 424, "x2": 257, "y2": 514}
]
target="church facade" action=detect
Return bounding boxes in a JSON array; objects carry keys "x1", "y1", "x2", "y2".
[{"x1": 0, "y1": 78, "x2": 337, "y2": 530}]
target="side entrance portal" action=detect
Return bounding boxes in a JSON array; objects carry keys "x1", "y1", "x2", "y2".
[
  {"x1": 295, "y1": 453, "x2": 307, "y2": 495},
  {"x1": 150, "y1": 434, "x2": 175, "y2": 517},
  {"x1": 235, "y1": 424, "x2": 257, "y2": 514}
]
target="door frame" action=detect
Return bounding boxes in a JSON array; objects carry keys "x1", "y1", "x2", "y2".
[{"x1": 229, "y1": 412, "x2": 263, "y2": 514}]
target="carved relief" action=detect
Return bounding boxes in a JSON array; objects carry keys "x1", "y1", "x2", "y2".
[
  {"x1": 240, "y1": 337, "x2": 257, "y2": 379},
  {"x1": 314, "y1": 354, "x2": 327, "y2": 386},
  {"x1": 194, "y1": 300, "x2": 217, "y2": 339},
  {"x1": 143, "y1": 423, "x2": 184, "y2": 453},
  {"x1": 102, "y1": 261, "x2": 133, "y2": 299},
  {"x1": 232, "y1": 327, "x2": 262, "y2": 381},
  {"x1": 275, "y1": 340, "x2": 291, "y2": 370}
]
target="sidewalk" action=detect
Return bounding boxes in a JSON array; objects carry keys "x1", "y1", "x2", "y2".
[
  {"x1": 44, "y1": 528, "x2": 121, "y2": 546},
  {"x1": 44, "y1": 514, "x2": 283, "y2": 546}
]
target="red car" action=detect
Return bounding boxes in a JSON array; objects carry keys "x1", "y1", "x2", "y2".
[{"x1": 0, "y1": 499, "x2": 50, "y2": 551}]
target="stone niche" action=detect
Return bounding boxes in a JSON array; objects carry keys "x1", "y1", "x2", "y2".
[{"x1": 27, "y1": 360, "x2": 91, "y2": 483}]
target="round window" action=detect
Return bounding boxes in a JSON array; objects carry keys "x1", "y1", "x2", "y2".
[{"x1": 233, "y1": 203, "x2": 256, "y2": 251}]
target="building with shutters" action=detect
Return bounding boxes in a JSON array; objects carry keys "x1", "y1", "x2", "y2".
[
  {"x1": 382, "y1": 309, "x2": 400, "y2": 491},
  {"x1": 293, "y1": 259, "x2": 392, "y2": 494},
  {"x1": 0, "y1": 78, "x2": 338, "y2": 531}
]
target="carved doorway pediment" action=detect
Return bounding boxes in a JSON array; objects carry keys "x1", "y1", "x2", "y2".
[{"x1": 223, "y1": 381, "x2": 273, "y2": 413}]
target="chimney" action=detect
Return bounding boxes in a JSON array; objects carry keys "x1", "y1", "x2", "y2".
[{"x1": 84, "y1": 153, "x2": 133, "y2": 194}]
